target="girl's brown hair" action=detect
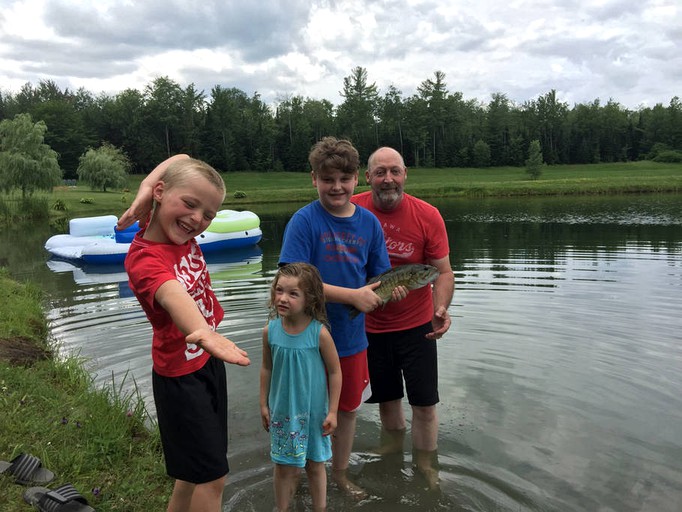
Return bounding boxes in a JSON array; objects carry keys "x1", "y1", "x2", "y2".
[{"x1": 268, "y1": 263, "x2": 329, "y2": 327}]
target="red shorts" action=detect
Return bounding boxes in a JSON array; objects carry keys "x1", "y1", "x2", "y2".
[{"x1": 339, "y1": 349, "x2": 371, "y2": 412}]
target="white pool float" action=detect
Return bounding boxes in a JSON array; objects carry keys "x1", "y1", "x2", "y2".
[{"x1": 45, "y1": 210, "x2": 262, "y2": 264}]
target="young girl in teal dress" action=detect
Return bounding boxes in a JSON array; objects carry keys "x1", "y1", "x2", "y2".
[{"x1": 260, "y1": 263, "x2": 342, "y2": 512}]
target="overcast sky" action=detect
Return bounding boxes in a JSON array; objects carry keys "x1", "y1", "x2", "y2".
[{"x1": 1, "y1": 0, "x2": 680, "y2": 110}]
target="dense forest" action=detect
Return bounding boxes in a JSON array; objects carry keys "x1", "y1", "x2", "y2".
[{"x1": 1, "y1": 67, "x2": 681, "y2": 178}]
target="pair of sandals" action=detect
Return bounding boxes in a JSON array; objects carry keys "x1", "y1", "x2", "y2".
[{"x1": 1, "y1": 453, "x2": 95, "y2": 511}]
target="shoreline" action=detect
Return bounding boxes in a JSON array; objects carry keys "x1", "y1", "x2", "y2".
[{"x1": 0, "y1": 270, "x2": 171, "y2": 511}]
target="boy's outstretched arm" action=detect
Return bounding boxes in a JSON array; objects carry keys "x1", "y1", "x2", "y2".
[
  {"x1": 186, "y1": 329, "x2": 250, "y2": 366},
  {"x1": 155, "y1": 280, "x2": 250, "y2": 366}
]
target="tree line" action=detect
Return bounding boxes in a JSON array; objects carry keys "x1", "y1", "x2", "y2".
[{"x1": 1, "y1": 67, "x2": 681, "y2": 178}]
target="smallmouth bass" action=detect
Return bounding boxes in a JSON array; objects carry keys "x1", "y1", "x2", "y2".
[{"x1": 349, "y1": 263, "x2": 440, "y2": 319}]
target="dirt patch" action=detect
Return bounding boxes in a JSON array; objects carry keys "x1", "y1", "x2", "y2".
[{"x1": 0, "y1": 337, "x2": 51, "y2": 366}]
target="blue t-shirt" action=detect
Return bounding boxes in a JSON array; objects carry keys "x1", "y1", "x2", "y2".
[{"x1": 278, "y1": 200, "x2": 390, "y2": 357}]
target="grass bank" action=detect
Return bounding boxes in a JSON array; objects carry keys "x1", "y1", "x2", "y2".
[
  {"x1": 0, "y1": 269, "x2": 170, "y2": 511},
  {"x1": 45, "y1": 161, "x2": 682, "y2": 220}
]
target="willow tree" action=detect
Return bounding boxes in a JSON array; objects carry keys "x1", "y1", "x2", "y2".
[
  {"x1": 0, "y1": 113, "x2": 62, "y2": 198},
  {"x1": 77, "y1": 143, "x2": 130, "y2": 192}
]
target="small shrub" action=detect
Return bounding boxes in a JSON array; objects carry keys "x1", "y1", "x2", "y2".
[
  {"x1": 50, "y1": 217, "x2": 68, "y2": 233},
  {"x1": 652, "y1": 150, "x2": 682, "y2": 163},
  {"x1": 233, "y1": 190, "x2": 247, "y2": 199},
  {"x1": 80, "y1": 197, "x2": 95, "y2": 204},
  {"x1": 647, "y1": 142, "x2": 670, "y2": 160},
  {"x1": 52, "y1": 199, "x2": 67, "y2": 211},
  {"x1": 121, "y1": 195, "x2": 128, "y2": 203}
]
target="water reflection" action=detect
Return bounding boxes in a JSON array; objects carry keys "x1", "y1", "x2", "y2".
[
  {"x1": 5, "y1": 194, "x2": 682, "y2": 511},
  {"x1": 46, "y1": 245, "x2": 263, "y2": 296},
  {"x1": 45, "y1": 245, "x2": 266, "y2": 419}
]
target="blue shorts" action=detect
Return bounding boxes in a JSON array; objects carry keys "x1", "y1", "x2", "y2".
[
  {"x1": 366, "y1": 322, "x2": 439, "y2": 407},
  {"x1": 153, "y1": 356, "x2": 229, "y2": 483}
]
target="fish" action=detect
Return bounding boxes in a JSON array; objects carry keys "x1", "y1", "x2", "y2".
[{"x1": 348, "y1": 263, "x2": 440, "y2": 319}]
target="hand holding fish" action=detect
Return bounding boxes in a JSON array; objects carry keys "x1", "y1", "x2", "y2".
[
  {"x1": 391, "y1": 285, "x2": 409, "y2": 302},
  {"x1": 352, "y1": 281, "x2": 386, "y2": 313}
]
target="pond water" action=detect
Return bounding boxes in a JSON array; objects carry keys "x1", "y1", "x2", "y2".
[{"x1": 3, "y1": 194, "x2": 682, "y2": 511}]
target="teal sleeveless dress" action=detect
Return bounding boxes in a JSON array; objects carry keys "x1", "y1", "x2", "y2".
[{"x1": 268, "y1": 318, "x2": 332, "y2": 467}]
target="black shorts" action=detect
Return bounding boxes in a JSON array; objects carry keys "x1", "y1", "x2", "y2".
[
  {"x1": 366, "y1": 322, "x2": 439, "y2": 407},
  {"x1": 153, "y1": 356, "x2": 229, "y2": 483}
]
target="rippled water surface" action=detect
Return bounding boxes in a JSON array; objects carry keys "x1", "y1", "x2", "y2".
[{"x1": 4, "y1": 194, "x2": 682, "y2": 511}]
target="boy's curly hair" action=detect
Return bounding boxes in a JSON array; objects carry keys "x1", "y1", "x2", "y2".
[{"x1": 308, "y1": 136, "x2": 359, "y2": 175}]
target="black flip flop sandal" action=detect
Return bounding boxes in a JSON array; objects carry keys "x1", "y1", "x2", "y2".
[
  {"x1": 23, "y1": 483, "x2": 96, "y2": 512},
  {"x1": 0, "y1": 453, "x2": 55, "y2": 486}
]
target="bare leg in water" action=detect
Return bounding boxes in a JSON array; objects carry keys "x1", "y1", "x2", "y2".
[
  {"x1": 331, "y1": 410, "x2": 367, "y2": 499},
  {"x1": 379, "y1": 400, "x2": 440, "y2": 490},
  {"x1": 411, "y1": 404, "x2": 439, "y2": 490}
]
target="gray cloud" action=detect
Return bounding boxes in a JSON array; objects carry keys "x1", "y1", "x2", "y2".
[
  {"x1": 42, "y1": 0, "x2": 312, "y2": 61},
  {"x1": 0, "y1": 0, "x2": 679, "y2": 109}
]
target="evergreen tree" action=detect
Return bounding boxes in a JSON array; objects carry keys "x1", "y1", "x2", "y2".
[{"x1": 525, "y1": 139, "x2": 544, "y2": 180}]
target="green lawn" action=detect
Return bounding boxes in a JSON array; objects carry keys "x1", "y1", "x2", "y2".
[{"x1": 44, "y1": 160, "x2": 682, "y2": 220}]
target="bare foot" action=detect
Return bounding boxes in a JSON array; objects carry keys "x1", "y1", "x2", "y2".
[
  {"x1": 370, "y1": 428, "x2": 405, "y2": 456},
  {"x1": 332, "y1": 469, "x2": 368, "y2": 500},
  {"x1": 417, "y1": 466, "x2": 440, "y2": 491},
  {"x1": 370, "y1": 443, "x2": 402, "y2": 456},
  {"x1": 414, "y1": 449, "x2": 440, "y2": 491}
]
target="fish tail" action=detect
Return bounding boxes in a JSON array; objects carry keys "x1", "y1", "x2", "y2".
[{"x1": 347, "y1": 305, "x2": 361, "y2": 320}]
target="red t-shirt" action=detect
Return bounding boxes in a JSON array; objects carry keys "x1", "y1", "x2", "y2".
[
  {"x1": 352, "y1": 192, "x2": 450, "y2": 333},
  {"x1": 125, "y1": 232, "x2": 224, "y2": 377}
]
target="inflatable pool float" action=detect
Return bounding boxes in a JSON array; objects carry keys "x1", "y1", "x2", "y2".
[{"x1": 45, "y1": 210, "x2": 262, "y2": 264}]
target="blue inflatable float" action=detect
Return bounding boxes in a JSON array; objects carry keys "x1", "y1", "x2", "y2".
[{"x1": 45, "y1": 210, "x2": 262, "y2": 264}]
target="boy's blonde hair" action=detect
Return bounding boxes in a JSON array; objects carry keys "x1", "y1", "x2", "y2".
[
  {"x1": 268, "y1": 263, "x2": 329, "y2": 327},
  {"x1": 160, "y1": 158, "x2": 226, "y2": 199},
  {"x1": 308, "y1": 136, "x2": 359, "y2": 176}
]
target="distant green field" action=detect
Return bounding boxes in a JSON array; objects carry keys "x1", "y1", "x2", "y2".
[{"x1": 47, "y1": 161, "x2": 682, "y2": 220}]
